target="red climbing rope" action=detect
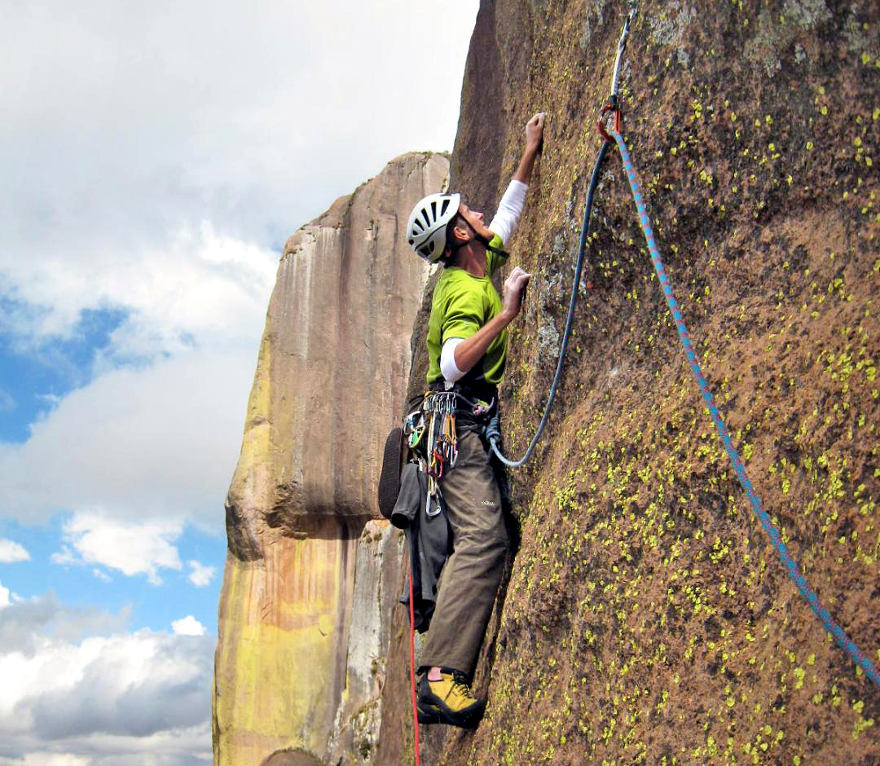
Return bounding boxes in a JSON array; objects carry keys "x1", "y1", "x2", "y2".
[{"x1": 408, "y1": 572, "x2": 421, "y2": 766}]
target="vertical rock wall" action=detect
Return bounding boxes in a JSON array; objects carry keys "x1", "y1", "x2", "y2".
[
  {"x1": 379, "y1": 1, "x2": 880, "y2": 764},
  {"x1": 213, "y1": 152, "x2": 449, "y2": 766}
]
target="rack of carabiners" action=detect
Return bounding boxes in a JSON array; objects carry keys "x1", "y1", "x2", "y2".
[{"x1": 404, "y1": 391, "x2": 459, "y2": 516}]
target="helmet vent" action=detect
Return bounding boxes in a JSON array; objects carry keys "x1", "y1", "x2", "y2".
[{"x1": 440, "y1": 198, "x2": 450, "y2": 215}]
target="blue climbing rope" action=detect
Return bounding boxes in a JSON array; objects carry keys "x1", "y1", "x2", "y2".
[
  {"x1": 609, "y1": 127, "x2": 880, "y2": 688},
  {"x1": 489, "y1": 140, "x2": 610, "y2": 468}
]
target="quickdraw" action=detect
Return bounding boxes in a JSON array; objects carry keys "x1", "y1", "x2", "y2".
[
  {"x1": 403, "y1": 391, "x2": 460, "y2": 517},
  {"x1": 425, "y1": 391, "x2": 457, "y2": 482}
]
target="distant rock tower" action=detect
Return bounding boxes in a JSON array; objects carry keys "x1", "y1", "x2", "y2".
[{"x1": 213, "y1": 152, "x2": 448, "y2": 766}]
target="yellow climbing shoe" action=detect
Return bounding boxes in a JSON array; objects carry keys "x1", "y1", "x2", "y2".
[{"x1": 416, "y1": 669, "x2": 486, "y2": 728}]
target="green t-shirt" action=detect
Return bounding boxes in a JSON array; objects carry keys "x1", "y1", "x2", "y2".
[{"x1": 426, "y1": 233, "x2": 509, "y2": 388}]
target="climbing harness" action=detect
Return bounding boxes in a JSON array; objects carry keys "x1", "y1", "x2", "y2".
[
  {"x1": 485, "y1": 11, "x2": 636, "y2": 468},
  {"x1": 592, "y1": 13, "x2": 879, "y2": 688}
]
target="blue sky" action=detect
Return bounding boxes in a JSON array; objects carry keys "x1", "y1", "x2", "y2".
[
  {"x1": 0, "y1": 2, "x2": 477, "y2": 763},
  {"x1": 1, "y1": 517, "x2": 224, "y2": 634},
  {"x1": 0, "y1": 306, "x2": 129, "y2": 442}
]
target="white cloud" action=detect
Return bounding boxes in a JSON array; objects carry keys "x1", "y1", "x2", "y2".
[
  {"x1": 171, "y1": 616, "x2": 206, "y2": 637},
  {"x1": 92, "y1": 222, "x2": 277, "y2": 365},
  {"x1": 0, "y1": 347, "x2": 257, "y2": 526},
  {"x1": 0, "y1": 754, "x2": 90, "y2": 766},
  {"x1": 0, "y1": 539, "x2": 30, "y2": 563},
  {"x1": 0, "y1": 390, "x2": 14, "y2": 414},
  {"x1": 51, "y1": 513, "x2": 182, "y2": 585},
  {"x1": 0, "y1": 725, "x2": 213, "y2": 766},
  {"x1": 0, "y1": 592, "x2": 129, "y2": 657},
  {"x1": 0, "y1": 3, "x2": 477, "y2": 764},
  {"x1": 0, "y1": 0, "x2": 475, "y2": 348},
  {"x1": 0, "y1": 595, "x2": 213, "y2": 763},
  {"x1": 49, "y1": 548, "x2": 77, "y2": 567},
  {"x1": 187, "y1": 561, "x2": 215, "y2": 588},
  {"x1": 0, "y1": 0, "x2": 477, "y2": 535}
]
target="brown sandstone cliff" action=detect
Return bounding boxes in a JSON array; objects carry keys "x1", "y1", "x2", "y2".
[
  {"x1": 213, "y1": 151, "x2": 448, "y2": 766},
  {"x1": 377, "y1": 1, "x2": 880, "y2": 765}
]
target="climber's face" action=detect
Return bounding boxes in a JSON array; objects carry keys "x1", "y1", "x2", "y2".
[{"x1": 453, "y1": 203, "x2": 493, "y2": 243}]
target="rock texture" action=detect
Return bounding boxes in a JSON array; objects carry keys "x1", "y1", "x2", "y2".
[
  {"x1": 377, "y1": 2, "x2": 880, "y2": 764},
  {"x1": 213, "y1": 152, "x2": 447, "y2": 766}
]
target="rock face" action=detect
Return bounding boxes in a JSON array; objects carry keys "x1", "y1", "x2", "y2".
[
  {"x1": 213, "y1": 152, "x2": 447, "y2": 766},
  {"x1": 377, "y1": 2, "x2": 880, "y2": 764}
]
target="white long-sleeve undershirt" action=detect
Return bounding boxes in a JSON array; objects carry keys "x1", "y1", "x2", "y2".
[
  {"x1": 440, "y1": 337, "x2": 466, "y2": 383},
  {"x1": 488, "y1": 179, "x2": 528, "y2": 245}
]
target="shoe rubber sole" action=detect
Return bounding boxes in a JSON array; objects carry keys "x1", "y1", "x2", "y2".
[
  {"x1": 416, "y1": 700, "x2": 485, "y2": 728},
  {"x1": 416, "y1": 704, "x2": 440, "y2": 724}
]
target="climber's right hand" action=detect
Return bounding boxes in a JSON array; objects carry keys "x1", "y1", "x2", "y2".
[
  {"x1": 525, "y1": 113, "x2": 545, "y2": 154},
  {"x1": 502, "y1": 266, "x2": 531, "y2": 319}
]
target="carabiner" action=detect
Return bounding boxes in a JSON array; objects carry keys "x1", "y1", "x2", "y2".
[{"x1": 597, "y1": 101, "x2": 622, "y2": 142}]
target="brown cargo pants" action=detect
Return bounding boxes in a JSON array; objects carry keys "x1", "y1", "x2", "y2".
[{"x1": 420, "y1": 427, "x2": 508, "y2": 675}]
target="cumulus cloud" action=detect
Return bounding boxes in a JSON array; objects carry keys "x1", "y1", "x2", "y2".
[
  {"x1": 0, "y1": 5, "x2": 476, "y2": 763},
  {"x1": 0, "y1": 594, "x2": 212, "y2": 764},
  {"x1": 51, "y1": 514, "x2": 183, "y2": 585},
  {"x1": 171, "y1": 616, "x2": 206, "y2": 637},
  {"x1": 0, "y1": 0, "x2": 474, "y2": 348},
  {"x1": 187, "y1": 562, "x2": 215, "y2": 588},
  {"x1": 0, "y1": 592, "x2": 129, "y2": 655},
  {"x1": 0, "y1": 726, "x2": 212, "y2": 766},
  {"x1": 0, "y1": 539, "x2": 29, "y2": 563},
  {"x1": 0, "y1": 755, "x2": 90, "y2": 766},
  {"x1": 23, "y1": 634, "x2": 211, "y2": 740},
  {"x1": 0, "y1": 348, "x2": 257, "y2": 526},
  {"x1": 0, "y1": 0, "x2": 476, "y2": 534}
]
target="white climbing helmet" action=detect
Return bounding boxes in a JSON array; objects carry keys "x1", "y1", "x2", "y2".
[{"x1": 406, "y1": 192, "x2": 461, "y2": 262}]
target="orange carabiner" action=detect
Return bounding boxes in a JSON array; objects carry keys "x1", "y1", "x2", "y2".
[{"x1": 597, "y1": 102, "x2": 621, "y2": 142}]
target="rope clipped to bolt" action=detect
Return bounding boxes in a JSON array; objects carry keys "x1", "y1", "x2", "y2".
[
  {"x1": 485, "y1": 15, "x2": 632, "y2": 467},
  {"x1": 594, "y1": 13, "x2": 878, "y2": 688}
]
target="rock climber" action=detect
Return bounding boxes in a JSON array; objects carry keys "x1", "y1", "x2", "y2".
[{"x1": 404, "y1": 112, "x2": 545, "y2": 727}]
